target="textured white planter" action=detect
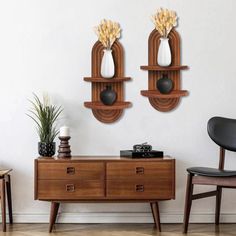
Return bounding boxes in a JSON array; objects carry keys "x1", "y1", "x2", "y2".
[
  {"x1": 101, "y1": 49, "x2": 115, "y2": 78},
  {"x1": 157, "y1": 37, "x2": 171, "y2": 67}
]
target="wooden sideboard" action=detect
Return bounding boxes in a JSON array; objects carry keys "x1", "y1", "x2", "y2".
[{"x1": 34, "y1": 156, "x2": 175, "y2": 232}]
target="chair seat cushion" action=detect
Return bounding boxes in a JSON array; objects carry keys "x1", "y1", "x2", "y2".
[{"x1": 187, "y1": 167, "x2": 236, "y2": 177}]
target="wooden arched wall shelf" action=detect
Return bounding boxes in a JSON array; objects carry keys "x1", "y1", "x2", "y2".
[
  {"x1": 140, "y1": 29, "x2": 188, "y2": 112},
  {"x1": 84, "y1": 41, "x2": 131, "y2": 123}
]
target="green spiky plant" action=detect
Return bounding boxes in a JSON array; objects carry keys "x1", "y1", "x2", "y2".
[{"x1": 27, "y1": 93, "x2": 63, "y2": 143}]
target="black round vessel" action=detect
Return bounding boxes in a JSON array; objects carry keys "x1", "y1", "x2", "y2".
[
  {"x1": 156, "y1": 74, "x2": 173, "y2": 94},
  {"x1": 100, "y1": 85, "x2": 117, "y2": 105}
]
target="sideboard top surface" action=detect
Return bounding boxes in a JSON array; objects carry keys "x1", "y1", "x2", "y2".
[{"x1": 36, "y1": 156, "x2": 174, "y2": 162}]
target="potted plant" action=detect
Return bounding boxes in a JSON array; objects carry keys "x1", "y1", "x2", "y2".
[{"x1": 27, "y1": 93, "x2": 63, "y2": 157}]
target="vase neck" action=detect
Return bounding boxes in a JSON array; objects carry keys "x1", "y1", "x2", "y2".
[
  {"x1": 105, "y1": 85, "x2": 112, "y2": 90},
  {"x1": 160, "y1": 37, "x2": 169, "y2": 41},
  {"x1": 103, "y1": 48, "x2": 112, "y2": 52}
]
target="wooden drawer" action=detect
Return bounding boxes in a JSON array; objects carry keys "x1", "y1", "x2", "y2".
[
  {"x1": 107, "y1": 179, "x2": 173, "y2": 199},
  {"x1": 38, "y1": 180, "x2": 104, "y2": 200},
  {"x1": 106, "y1": 161, "x2": 174, "y2": 180},
  {"x1": 37, "y1": 162, "x2": 104, "y2": 180}
]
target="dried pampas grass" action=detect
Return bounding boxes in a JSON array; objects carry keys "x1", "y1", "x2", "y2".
[
  {"x1": 151, "y1": 8, "x2": 178, "y2": 38},
  {"x1": 94, "y1": 19, "x2": 121, "y2": 49}
]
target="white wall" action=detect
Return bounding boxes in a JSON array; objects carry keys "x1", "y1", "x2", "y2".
[{"x1": 1, "y1": 0, "x2": 236, "y2": 223}]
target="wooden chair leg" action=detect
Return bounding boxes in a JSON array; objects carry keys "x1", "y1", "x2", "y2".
[
  {"x1": 49, "y1": 202, "x2": 60, "y2": 233},
  {"x1": 6, "y1": 175, "x2": 13, "y2": 224},
  {"x1": 215, "y1": 186, "x2": 222, "y2": 225},
  {"x1": 0, "y1": 178, "x2": 6, "y2": 232},
  {"x1": 183, "y1": 173, "x2": 194, "y2": 234},
  {"x1": 150, "y1": 202, "x2": 161, "y2": 232}
]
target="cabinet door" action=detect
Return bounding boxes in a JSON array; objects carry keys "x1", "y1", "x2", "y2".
[{"x1": 106, "y1": 161, "x2": 175, "y2": 199}]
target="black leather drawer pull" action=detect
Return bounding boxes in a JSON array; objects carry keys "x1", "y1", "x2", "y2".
[
  {"x1": 66, "y1": 184, "x2": 75, "y2": 192},
  {"x1": 135, "y1": 184, "x2": 144, "y2": 192},
  {"x1": 66, "y1": 167, "x2": 75, "y2": 175},
  {"x1": 136, "y1": 167, "x2": 144, "y2": 174}
]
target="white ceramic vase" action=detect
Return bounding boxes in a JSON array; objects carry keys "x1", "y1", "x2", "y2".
[
  {"x1": 157, "y1": 37, "x2": 171, "y2": 67},
  {"x1": 101, "y1": 49, "x2": 115, "y2": 79}
]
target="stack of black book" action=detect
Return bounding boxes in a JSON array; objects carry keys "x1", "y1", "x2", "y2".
[{"x1": 120, "y1": 142, "x2": 163, "y2": 158}]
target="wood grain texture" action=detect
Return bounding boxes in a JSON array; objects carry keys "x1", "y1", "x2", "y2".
[
  {"x1": 141, "y1": 90, "x2": 188, "y2": 98},
  {"x1": 38, "y1": 162, "x2": 104, "y2": 180},
  {"x1": 150, "y1": 202, "x2": 161, "y2": 231},
  {"x1": 192, "y1": 175, "x2": 236, "y2": 187},
  {"x1": 35, "y1": 157, "x2": 175, "y2": 232},
  {"x1": 140, "y1": 65, "x2": 188, "y2": 71},
  {"x1": 106, "y1": 161, "x2": 174, "y2": 180},
  {"x1": 84, "y1": 40, "x2": 131, "y2": 123},
  {"x1": 38, "y1": 180, "x2": 105, "y2": 200},
  {"x1": 49, "y1": 202, "x2": 60, "y2": 232},
  {"x1": 84, "y1": 77, "x2": 131, "y2": 82},
  {"x1": 0, "y1": 178, "x2": 6, "y2": 232},
  {"x1": 0, "y1": 173, "x2": 13, "y2": 232},
  {"x1": 84, "y1": 101, "x2": 131, "y2": 110},
  {"x1": 6, "y1": 175, "x2": 13, "y2": 224},
  {"x1": 141, "y1": 29, "x2": 188, "y2": 112},
  {"x1": 4, "y1": 223, "x2": 236, "y2": 236},
  {"x1": 36, "y1": 156, "x2": 174, "y2": 162},
  {"x1": 183, "y1": 173, "x2": 194, "y2": 234},
  {"x1": 106, "y1": 179, "x2": 173, "y2": 199}
]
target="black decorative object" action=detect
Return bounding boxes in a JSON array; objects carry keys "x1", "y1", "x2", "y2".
[
  {"x1": 38, "y1": 142, "x2": 56, "y2": 157},
  {"x1": 120, "y1": 142, "x2": 163, "y2": 158},
  {"x1": 120, "y1": 150, "x2": 163, "y2": 158},
  {"x1": 156, "y1": 74, "x2": 173, "y2": 94},
  {"x1": 100, "y1": 85, "x2": 117, "y2": 105},
  {"x1": 133, "y1": 142, "x2": 152, "y2": 152}
]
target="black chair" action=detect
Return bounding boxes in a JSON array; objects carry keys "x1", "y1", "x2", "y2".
[{"x1": 183, "y1": 116, "x2": 236, "y2": 233}]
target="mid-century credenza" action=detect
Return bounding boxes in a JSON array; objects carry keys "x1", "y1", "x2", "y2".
[{"x1": 34, "y1": 156, "x2": 175, "y2": 232}]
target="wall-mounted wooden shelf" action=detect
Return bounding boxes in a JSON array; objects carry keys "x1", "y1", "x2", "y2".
[
  {"x1": 84, "y1": 101, "x2": 131, "y2": 110},
  {"x1": 140, "y1": 29, "x2": 189, "y2": 112},
  {"x1": 84, "y1": 77, "x2": 131, "y2": 82},
  {"x1": 140, "y1": 65, "x2": 188, "y2": 71},
  {"x1": 84, "y1": 41, "x2": 131, "y2": 123},
  {"x1": 141, "y1": 90, "x2": 188, "y2": 98}
]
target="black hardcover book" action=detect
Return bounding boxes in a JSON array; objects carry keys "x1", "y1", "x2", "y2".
[{"x1": 120, "y1": 150, "x2": 163, "y2": 158}]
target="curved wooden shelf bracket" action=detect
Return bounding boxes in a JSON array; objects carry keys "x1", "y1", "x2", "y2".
[
  {"x1": 84, "y1": 41, "x2": 131, "y2": 123},
  {"x1": 140, "y1": 29, "x2": 188, "y2": 112}
]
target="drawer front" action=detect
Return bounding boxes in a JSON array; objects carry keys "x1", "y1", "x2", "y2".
[
  {"x1": 38, "y1": 180, "x2": 104, "y2": 200},
  {"x1": 107, "y1": 179, "x2": 173, "y2": 199},
  {"x1": 38, "y1": 162, "x2": 104, "y2": 180},
  {"x1": 106, "y1": 161, "x2": 174, "y2": 180}
]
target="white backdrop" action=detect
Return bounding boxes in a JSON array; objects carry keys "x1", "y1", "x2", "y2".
[{"x1": 1, "y1": 0, "x2": 236, "y2": 223}]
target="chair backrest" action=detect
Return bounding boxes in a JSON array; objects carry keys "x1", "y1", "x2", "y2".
[{"x1": 208, "y1": 116, "x2": 236, "y2": 152}]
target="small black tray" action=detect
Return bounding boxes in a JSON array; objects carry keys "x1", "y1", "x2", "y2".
[{"x1": 120, "y1": 150, "x2": 163, "y2": 158}]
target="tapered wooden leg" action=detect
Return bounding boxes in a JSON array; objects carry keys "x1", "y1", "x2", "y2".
[
  {"x1": 49, "y1": 202, "x2": 60, "y2": 233},
  {"x1": 150, "y1": 202, "x2": 161, "y2": 232},
  {"x1": 0, "y1": 178, "x2": 6, "y2": 232},
  {"x1": 183, "y1": 173, "x2": 194, "y2": 234},
  {"x1": 6, "y1": 175, "x2": 13, "y2": 224},
  {"x1": 215, "y1": 186, "x2": 222, "y2": 225}
]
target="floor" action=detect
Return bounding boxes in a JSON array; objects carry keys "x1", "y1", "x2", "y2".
[{"x1": 0, "y1": 224, "x2": 236, "y2": 236}]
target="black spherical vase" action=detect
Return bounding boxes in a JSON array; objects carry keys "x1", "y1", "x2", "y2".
[
  {"x1": 100, "y1": 85, "x2": 117, "y2": 105},
  {"x1": 156, "y1": 74, "x2": 173, "y2": 94},
  {"x1": 38, "y1": 142, "x2": 56, "y2": 157}
]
